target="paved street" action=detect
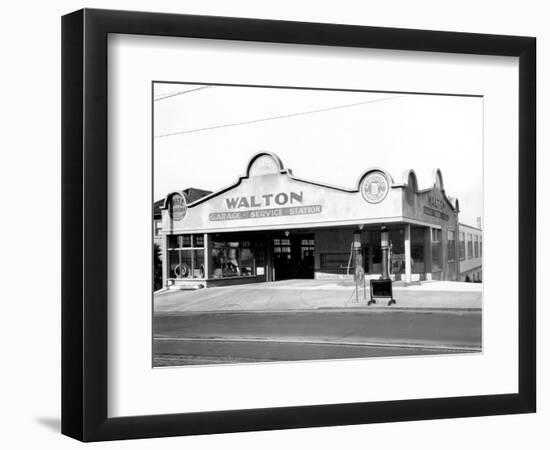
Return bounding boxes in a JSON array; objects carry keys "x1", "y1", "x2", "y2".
[{"x1": 153, "y1": 309, "x2": 481, "y2": 366}]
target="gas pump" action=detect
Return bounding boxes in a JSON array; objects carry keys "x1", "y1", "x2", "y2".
[
  {"x1": 352, "y1": 230, "x2": 366, "y2": 303},
  {"x1": 369, "y1": 225, "x2": 396, "y2": 306}
]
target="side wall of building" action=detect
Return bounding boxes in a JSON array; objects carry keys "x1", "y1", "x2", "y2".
[
  {"x1": 401, "y1": 171, "x2": 460, "y2": 281},
  {"x1": 458, "y1": 224, "x2": 483, "y2": 281}
]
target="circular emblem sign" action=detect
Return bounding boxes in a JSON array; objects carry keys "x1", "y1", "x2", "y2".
[
  {"x1": 168, "y1": 193, "x2": 187, "y2": 220},
  {"x1": 361, "y1": 171, "x2": 389, "y2": 204}
]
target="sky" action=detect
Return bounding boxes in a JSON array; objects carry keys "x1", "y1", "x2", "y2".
[{"x1": 153, "y1": 83, "x2": 483, "y2": 227}]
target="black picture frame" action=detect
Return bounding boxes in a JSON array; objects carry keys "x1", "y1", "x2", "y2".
[{"x1": 62, "y1": 8, "x2": 536, "y2": 442}]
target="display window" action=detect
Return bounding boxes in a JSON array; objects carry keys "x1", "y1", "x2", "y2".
[
  {"x1": 167, "y1": 234, "x2": 205, "y2": 279},
  {"x1": 431, "y1": 228, "x2": 442, "y2": 271},
  {"x1": 211, "y1": 240, "x2": 257, "y2": 278},
  {"x1": 411, "y1": 226, "x2": 425, "y2": 273}
]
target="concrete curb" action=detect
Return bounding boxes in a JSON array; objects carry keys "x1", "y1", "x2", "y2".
[{"x1": 154, "y1": 335, "x2": 482, "y2": 352}]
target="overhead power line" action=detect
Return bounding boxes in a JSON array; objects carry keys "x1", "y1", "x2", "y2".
[
  {"x1": 154, "y1": 95, "x2": 404, "y2": 139},
  {"x1": 154, "y1": 85, "x2": 212, "y2": 101}
]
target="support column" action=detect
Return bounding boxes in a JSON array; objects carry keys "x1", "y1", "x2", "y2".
[
  {"x1": 162, "y1": 232, "x2": 169, "y2": 287},
  {"x1": 204, "y1": 233, "x2": 211, "y2": 280},
  {"x1": 353, "y1": 230, "x2": 363, "y2": 281},
  {"x1": 404, "y1": 224, "x2": 412, "y2": 283},
  {"x1": 424, "y1": 227, "x2": 432, "y2": 281},
  {"x1": 266, "y1": 231, "x2": 273, "y2": 281},
  {"x1": 368, "y1": 231, "x2": 373, "y2": 275}
]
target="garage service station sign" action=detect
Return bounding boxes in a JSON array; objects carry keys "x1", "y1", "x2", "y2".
[{"x1": 209, "y1": 191, "x2": 322, "y2": 221}]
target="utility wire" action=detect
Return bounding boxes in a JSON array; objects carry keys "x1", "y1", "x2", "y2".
[
  {"x1": 154, "y1": 85, "x2": 212, "y2": 101},
  {"x1": 154, "y1": 95, "x2": 404, "y2": 139}
]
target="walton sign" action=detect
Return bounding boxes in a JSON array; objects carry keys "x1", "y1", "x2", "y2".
[
  {"x1": 211, "y1": 191, "x2": 322, "y2": 221},
  {"x1": 224, "y1": 191, "x2": 305, "y2": 209}
]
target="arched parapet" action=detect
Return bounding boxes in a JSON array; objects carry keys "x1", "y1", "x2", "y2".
[
  {"x1": 432, "y1": 168, "x2": 445, "y2": 190},
  {"x1": 429, "y1": 169, "x2": 459, "y2": 212},
  {"x1": 402, "y1": 169, "x2": 419, "y2": 192},
  {"x1": 402, "y1": 169, "x2": 419, "y2": 205},
  {"x1": 245, "y1": 151, "x2": 285, "y2": 177}
]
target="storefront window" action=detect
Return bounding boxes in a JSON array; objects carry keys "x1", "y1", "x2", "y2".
[
  {"x1": 411, "y1": 226, "x2": 425, "y2": 273},
  {"x1": 459, "y1": 232, "x2": 465, "y2": 260},
  {"x1": 389, "y1": 228, "x2": 405, "y2": 274},
  {"x1": 273, "y1": 238, "x2": 291, "y2": 255},
  {"x1": 192, "y1": 250, "x2": 205, "y2": 278},
  {"x1": 300, "y1": 239, "x2": 315, "y2": 259},
  {"x1": 431, "y1": 228, "x2": 442, "y2": 271},
  {"x1": 448, "y1": 230, "x2": 456, "y2": 262},
  {"x1": 211, "y1": 240, "x2": 257, "y2": 278},
  {"x1": 167, "y1": 234, "x2": 205, "y2": 279}
]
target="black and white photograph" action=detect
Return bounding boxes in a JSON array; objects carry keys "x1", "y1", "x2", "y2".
[
  {"x1": 0, "y1": 0, "x2": 544, "y2": 446},
  {"x1": 152, "y1": 82, "x2": 484, "y2": 367}
]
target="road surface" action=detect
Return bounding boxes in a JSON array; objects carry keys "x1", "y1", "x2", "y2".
[{"x1": 153, "y1": 310, "x2": 481, "y2": 366}]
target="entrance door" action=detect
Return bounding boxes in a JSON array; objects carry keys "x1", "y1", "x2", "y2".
[{"x1": 272, "y1": 234, "x2": 315, "y2": 280}]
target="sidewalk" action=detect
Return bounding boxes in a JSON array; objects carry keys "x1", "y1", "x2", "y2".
[{"x1": 154, "y1": 279, "x2": 482, "y2": 313}]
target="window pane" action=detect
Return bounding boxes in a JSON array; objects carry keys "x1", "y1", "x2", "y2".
[
  {"x1": 224, "y1": 246, "x2": 240, "y2": 277},
  {"x1": 194, "y1": 234, "x2": 204, "y2": 248},
  {"x1": 448, "y1": 230, "x2": 456, "y2": 262},
  {"x1": 168, "y1": 250, "x2": 180, "y2": 278},
  {"x1": 389, "y1": 228, "x2": 404, "y2": 254},
  {"x1": 411, "y1": 227, "x2": 424, "y2": 263},
  {"x1": 212, "y1": 245, "x2": 223, "y2": 278},
  {"x1": 432, "y1": 242, "x2": 441, "y2": 271},
  {"x1": 193, "y1": 250, "x2": 205, "y2": 278},
  {"x1": 168, "y1": 249, "x2": 193, "y2": 279},
  {"x1": 239, "y1": 248, "x2": 255, "y2": 276},
  {"x1": 180, "y1": 250, "x2": 193, "y2": 278},
  {"x1": 168, "y1": 235, "x2": 179, "y2": 249},
  {"x1": 179, "y1": 235, "x2": 191, "y2": 248},
  {"x1": 411, "y1": 226, "x2": 425, "y2": 273}
]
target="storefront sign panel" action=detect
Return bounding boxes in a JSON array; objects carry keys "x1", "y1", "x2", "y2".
[
  {"x1": 209, "y1": 205, "x2": 322, "y2": 221},
  {"x1": 423, "y1": 206, "x2": 449, "y2": 221}
]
